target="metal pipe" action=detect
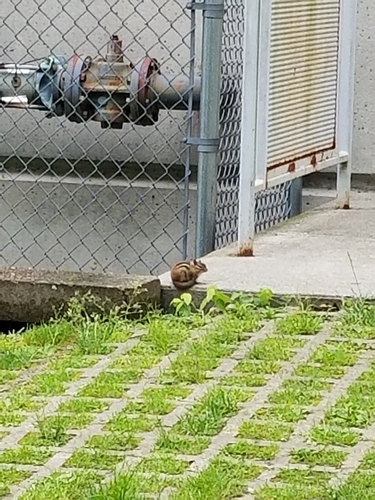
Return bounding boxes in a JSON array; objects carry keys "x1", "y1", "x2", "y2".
[
  {"x1": 0, "y1": 66, "x2": 38, "y2": 103},
  {"x1": 149, "y1": 73, "x2": 200, "y2": 110},
  {"x1": 0, "y1": 38, "x2": 203, "y2": 127},
  {"x1": 195, "y1": 0, "x2": 224, "y2": 258}
]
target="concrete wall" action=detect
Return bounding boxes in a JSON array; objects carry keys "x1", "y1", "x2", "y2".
[
  {"x1": 353, "y1": 0, "x2": 375, "y2": 174},
  {"x1": 0, "y1": 0, "x2": 372, "y2": 172}
]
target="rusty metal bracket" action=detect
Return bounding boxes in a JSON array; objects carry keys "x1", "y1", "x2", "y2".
[
  {"x1": 186, "y1": 1, "x2": 225, "y2": 18},
  {"x1": 183, "y1": 136, "x2": 220, "y2": 153}
]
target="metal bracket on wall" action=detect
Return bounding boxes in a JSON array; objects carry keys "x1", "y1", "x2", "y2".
[
  {"x1": 186, "y1": 1, "x2": 225, "y2": 18},
  {"x1": 183, "y1": 136, "x2": 220, "y2": 153}
]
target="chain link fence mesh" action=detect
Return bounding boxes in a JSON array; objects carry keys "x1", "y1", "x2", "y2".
[
  {"x1": 0, "y1": 0, "x2": 293, "y2": 275},
  {"x1": 0, "y1": 0, "x2": 199, "y2": 276},
  {"x1": 215, "y1": 0, "x2": 292, "y2": 249}
]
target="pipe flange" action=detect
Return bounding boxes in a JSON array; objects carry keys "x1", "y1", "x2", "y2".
[
  {"x1": 130, "y1": 56, "x2": 160, "y2": 125},
  {"x1": 62, "y1": 55, "x2": 89, "y2": 122}
]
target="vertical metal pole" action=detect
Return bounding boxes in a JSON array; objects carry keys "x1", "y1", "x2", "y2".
[
  {"x1": 289, "y1": 178, "x2": 303, "y2": 218},
  {"x1": 182, "y1": 5, "x2": 197, "y2": 259},
  {"x1": 254, "y1": 0, "x2": 272, "y2": 188},
  {"x1": 195, "y1": 0, "x2": 224, "y2": 258},
  {"x1": 337, "y1": 160, "x2": 350, "y2": 209},
  {"x1": 336, "y1": 0, "x2": 358, "y2": 209},
  {"x1": 237, "y1": 0, "x2": 261, "y2": 256}
]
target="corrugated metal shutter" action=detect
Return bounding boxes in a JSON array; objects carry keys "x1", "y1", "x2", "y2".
[{"x1": 267, "y1": 0, "x2": 341, "y2": 168}]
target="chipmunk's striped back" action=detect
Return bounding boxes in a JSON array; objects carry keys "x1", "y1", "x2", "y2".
[{"x1": 172, "y1": 261, "x2": 193, "y2": 281}]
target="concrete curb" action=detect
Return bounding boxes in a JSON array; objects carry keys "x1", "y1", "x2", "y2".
[
  {"x1": 161, "y1": 284, "x2": 350, "y2": 312},
  {"x1": 0, "y1": 267, "x2": 161, "y2": 323}
]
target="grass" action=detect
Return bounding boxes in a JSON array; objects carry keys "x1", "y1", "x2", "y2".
[
  {"x1": 246, "y1": 336, "x2": 307, "y2": 362},
  {"x1": 290, "y1": 447, "x2": 348, "y2": 467},
  {"x1": 223, "y1": 372, "x2": 268, "y2": 387},
  {"x1": 0, "y1": 412, "x2": 26, "y2": 427},
  {"x1": 0, "y1": 370, "x2": 17, "y2": 384},
  {"x1": 47, "y1": 355, "x2": 100, "y2": 370},
  {"x1": 237, "y1": 359, "x2": 282, "y2": 374},
  {"x1": 255, "y1": 484, "x2": 331, "y2": 500},
  {"x1": 273, "y1": 468, "x2": 333, "y2": 486},
  {"x1": 0, "y1": 346, "x2": 46, "y2": 371},
  {"x1": 22, "y1": 321, "x2": 73, "y2": 347},
  {"x1": 156, "y1": 431, "x2": 212, "y2": 454},
  {"x1": 173, "y1": 386, "x2": 251, "y2": 436},
  {"x1": 310, "y1": 340, "x2": 364, "y2": 366},
  {"x1": 57, "y1": 398, "x2": 111, "y2": 414},
  {"x1": 238, "y1": 420, "x2": 294, "y2": 441},
  {"x1": 252, "y1": 468, "x2": 334, "y2": 500},
  {"x1": 295, "y1": 363, "x2": 348, "y2": 379},
  {"x1": 20, "y1": 431, "x2": 72, "y2": 447},
  {"x1": 125, "y1": 386, "x2": 192, "y2": 415},
  {"x1": 0, "y1": 389, "x2": 45, "y2": 412},
  {"x1": 255, "y1": 404, "x2": 310, "y2": 423},
  {"x1": 322, "y1": 364, "x2": 375, "y2": 428},
  {"x1": 105, "y1": 413, "x2": 160, "y2": 433},
  {"x1": 24, "y1": 369, "x2": 80, "y2": 396},
  {"x1": 332, "y1": 471, "x2": 375, "y2": 500},
  {"x1": 87, "y1": 471, "x2": 149, "y2": 499},
  {"x1": 359, "y1": 447, "x2": 375, "y2": 469},
  {"x1": 223, "y1": 441, "x2": 280, "y2": 460},
  {"x1": 1, "y1": 294, "x2": 375, "y2": 499},
  {"x1": 85, "y1": 432, "x2": 141, "y2": 451},
  {"x1": 309, "y1": 425, "x2": 361, "y2": 446},
  {"x1": 334, "y1": 299, "x2": 375, "y2": 339},
  {"x1": 170, "y1": 456, "x2": 263, "y2": 499},
  {"x1": 0, "y1": 446, "x2": 53, "y2": 465},
  {"x1": 276, "y1": 309, "x2": 323, "y2": 335},
  {"x1": 137, "y1": 454, "x2": 191, "y2": 474},
  {"x1": 268, "y1": 378, "x2": 332, "y2": 406},
  {"x1": 63, "y1": 449, "x2": 121, "y2": 470},
  {"x1": 29, "y1": 414, "x2": 74, "y2": 446},
  {"x1": 160, "y1": 313, "x2": 260, "y2": 384},
  {"x1": 37, "y1": 413, "x2": 94, "y2": 430},
  {"x1": 0, "y1": 468, "x2": 31, "y2": 497},
  {"x1": 19, "y1": 471, "x2": 103, "y2": 500}
]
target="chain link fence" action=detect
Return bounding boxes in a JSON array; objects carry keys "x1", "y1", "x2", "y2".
[
  {"x1": 215, "y1": 0, "x2": 292, "y2": 249},
  {"x1": 0, "y1": 0, "x2": 293, "y2": 276},
  {"x1": 0, "y1": 0, "x2": 201, "y2": 276}
]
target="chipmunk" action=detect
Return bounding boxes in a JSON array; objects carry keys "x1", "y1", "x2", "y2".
[{"x1": 170, "y1": 259, "x2": 208, "y2": 290}]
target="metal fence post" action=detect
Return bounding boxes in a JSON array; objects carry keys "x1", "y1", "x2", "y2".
[
  {"x1": 237, "y1": 0, "x2": 261, "y2": 256},
  {"x1": 193, "y1": 0, "x2": 225, "y2": 258},
  {"x1": 336, "y1": 0, "x2": 358, "y2": 209},
  {"x1": 289, "y1": 178, "x2": 303, "y2": 218}
]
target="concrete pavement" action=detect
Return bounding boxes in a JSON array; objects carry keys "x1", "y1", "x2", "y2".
[{"x1": 160, "y1": 190, "x2": 375, "y2": 306}]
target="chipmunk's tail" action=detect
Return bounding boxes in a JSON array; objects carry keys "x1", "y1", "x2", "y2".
[{"x1": 171, "y1": 279, "x2": 195, "y2": 291}]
